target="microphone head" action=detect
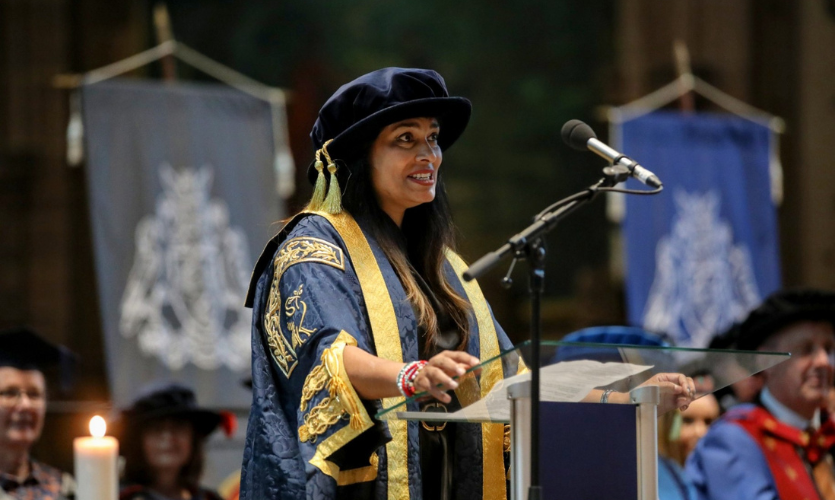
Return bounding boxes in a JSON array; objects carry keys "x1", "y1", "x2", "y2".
[{"x1": 561, "y1": 119, "x2": 597, "y2": 151}]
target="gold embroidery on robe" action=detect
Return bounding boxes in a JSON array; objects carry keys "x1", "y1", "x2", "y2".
[
  {"x1": 264, "y1": 237, "x2": 345, "y2": 377},
  {"x1": 303, "y1": 331, "x2": 378, "y2": 485},
  {"x1": 299, "y1": 331, "x2": 365, "y2": 443},
  {"x1": 285, "y1": 283, "x2": 317, "y2": 349}
]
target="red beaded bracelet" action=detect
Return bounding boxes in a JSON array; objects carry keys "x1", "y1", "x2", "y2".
[{"x1": 397, "y1": 360, "x2": 428, "y2": 398}]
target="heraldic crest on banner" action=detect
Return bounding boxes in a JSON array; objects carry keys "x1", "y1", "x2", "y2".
[
  {"x1": 642, "y1": 189, "x2": 761, "y2": 347},
  {"x1": 120, "y1": 163, "x2": 253, "y2": 370}
]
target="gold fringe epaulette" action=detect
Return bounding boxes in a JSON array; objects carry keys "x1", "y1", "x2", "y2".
[{"x1": 298, "y1": 340, "x2": 363, "y2": 443}]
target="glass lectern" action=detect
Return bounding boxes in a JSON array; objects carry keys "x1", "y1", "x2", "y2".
[{"x1": 376, "y1": 341, "x2": 789, "y2": 500}]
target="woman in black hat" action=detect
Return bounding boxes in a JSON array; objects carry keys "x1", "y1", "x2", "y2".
[
  {"x1": 118, "y1": 383, "x2": 227, "y2": 500},
  {"x1": 242, "y1": 68, "x2": 694, "y2": 500}
]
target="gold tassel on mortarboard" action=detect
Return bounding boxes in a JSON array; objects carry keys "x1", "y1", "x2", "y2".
[
  {"x1": 306, "y1": 147, "x2": 328, "y2": 212},
  {"x1": 320, "y1": 140, "x2": 342, "y2": 214}
]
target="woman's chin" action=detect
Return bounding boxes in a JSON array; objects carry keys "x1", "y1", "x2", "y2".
[
  {"x1": 5, "y1": 431, "x2": 38, "y2": 447},
  {"x1": 409, "y1": 191, "x2": 436, "y2": 207}
]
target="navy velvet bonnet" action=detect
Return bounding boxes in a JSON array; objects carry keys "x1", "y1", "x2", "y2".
[{"x1": 307, "y1": 67, "x2": 472, "y2": 184}]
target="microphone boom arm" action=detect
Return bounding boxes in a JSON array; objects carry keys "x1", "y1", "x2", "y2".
[{"x1": 463, "y1": 177, "x2": 609, "y2": 282}]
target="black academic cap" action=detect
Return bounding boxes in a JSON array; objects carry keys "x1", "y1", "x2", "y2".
[
  {"x1": 0, "y1": 326, "x2": 77, "y2": 390},
  {"x1": 0, "y1": 326, "x2": 66, "y2": 369},
  {"x1": 736, "y1": 289, "x2": 835, "y2": 351}
]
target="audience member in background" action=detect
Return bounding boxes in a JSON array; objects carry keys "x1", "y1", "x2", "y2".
[
  {"x1": 687, "y1": 289, "x2": 835, "y2": 500},
  {"x1": 656, "y1": 410, "x2": 698, "y2": 500},
  {"x1": 661, "y1": 392, "x2": 721, "y2": 467},
  {"x1": 0, "y1": 326, "x2": 75, "y2": 500},
  {"x1": 557, "y1": 326, "x2": 698, "y2": 500},
  {"x1": 657, "y1": 370, "x2": 719, "y2": 499},
  {"x1": 118, "y1": 383, "x2": 235, "y2": 500}
]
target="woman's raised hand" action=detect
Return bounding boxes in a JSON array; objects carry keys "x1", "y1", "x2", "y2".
[{"x1": 412, "y1": 351, "x2": 481, "y2": 403}]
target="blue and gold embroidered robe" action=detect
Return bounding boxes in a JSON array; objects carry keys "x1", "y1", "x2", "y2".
[{"x1": 241, "y1": 212, "x2": 516, "y2": 500}]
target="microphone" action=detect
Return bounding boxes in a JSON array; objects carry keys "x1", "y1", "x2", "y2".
[{"x1": 561, "y1": 119, "x2": 663, "y2": 188}]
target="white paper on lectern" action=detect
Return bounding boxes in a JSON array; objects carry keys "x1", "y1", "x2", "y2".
[{"x1": 448, "y1": 360, "x2": 653, "y2": 421}]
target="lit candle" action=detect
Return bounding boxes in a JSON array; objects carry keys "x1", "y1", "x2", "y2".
[{"x1": 74, "y1": 415, "x2": 119, "y2": 500}]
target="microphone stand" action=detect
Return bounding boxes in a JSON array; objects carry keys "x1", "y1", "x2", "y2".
[{"x1": 463, "y1": 168, "x2": 648, "y2": 500}]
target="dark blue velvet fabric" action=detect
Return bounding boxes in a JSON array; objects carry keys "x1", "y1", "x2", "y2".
[{"x1": 241, "y1": 214, "x2": 515, "y2": 500}]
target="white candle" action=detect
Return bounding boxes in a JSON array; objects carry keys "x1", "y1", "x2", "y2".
[{"x1": 74, "y1": 415, "x2": 119, "y2": 500}]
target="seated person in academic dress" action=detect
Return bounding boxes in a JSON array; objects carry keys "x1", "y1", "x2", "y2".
[
  {"x1": 118, "y1": 382, "x2": 235, "y2": 500},
  {"x1": 0, "y1": 326, "x2": 76, "y2": 500},
  {"x1": 686, "y1": 289, "x2": 835, "y2": 500}
]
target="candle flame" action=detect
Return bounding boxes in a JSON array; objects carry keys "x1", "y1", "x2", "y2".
[{"x1": 89, "y1": 415, "x2": 106, "y2": 438}]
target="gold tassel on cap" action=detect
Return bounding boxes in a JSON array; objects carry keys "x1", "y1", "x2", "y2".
[
  {"x1": 320, "y1": 140, "x2": 342, "y2": 214},
  {"x1": 307, "y1": 149, "x2": 325, "y2": 212},
  {"x1": 306, "y1": 146, "x2": 328, "y2": 212}
]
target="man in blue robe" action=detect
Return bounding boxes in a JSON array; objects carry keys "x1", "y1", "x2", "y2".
[{"x1": 686, "y1": 289, "x2": 835, "y2": 500}]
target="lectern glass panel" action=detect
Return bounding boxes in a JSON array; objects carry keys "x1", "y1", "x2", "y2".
[{"x1": 375, "y1": 341, "x2": 789, "y2": 422}]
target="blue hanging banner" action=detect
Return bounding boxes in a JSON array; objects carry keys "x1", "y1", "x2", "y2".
[
  {"x1": 620, "y1": 111, "x2": 780, "y2": 347},
  {"x1": 82, "y1": 79, "x2": 287, "y2": 408}
]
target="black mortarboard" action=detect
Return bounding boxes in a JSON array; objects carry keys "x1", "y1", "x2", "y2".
[
  {"x1": 736, "y1": 289, "x2": 835, "y2": 351},
  {"x1": 120, "y1": 382, "x2": 222, "y2": 437},
  {"x1": 0, "y1": 326, "x2": 71, "y2": 371}
]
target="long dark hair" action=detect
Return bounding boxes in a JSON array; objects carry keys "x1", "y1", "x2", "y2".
[
  {"x1": 121, "y1": 417, "x2": 206, "y2": 492},
  {"x1": 339, "y1": 156, "x2": 471, "y2": 353}
]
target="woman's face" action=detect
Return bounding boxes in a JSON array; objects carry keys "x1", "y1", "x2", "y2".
[
  {"x1": 0, "y1": 367, "x2": 46, "y2": 451},
  {"x1": 369, "y1": 117, "x2": 442, "y2": 226},
  {"x1": 677, "y1": 394, "x2": 720, "y2": 459},
  {"x1": 142, "y1": 417, "x2": 194, "y2": 472}
]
